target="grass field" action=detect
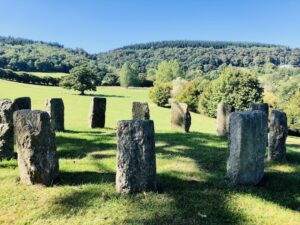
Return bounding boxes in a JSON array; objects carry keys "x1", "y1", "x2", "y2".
[
  {"x1": 0, "y1": 79, "x2": 300, "y2": 225},
  {"x1": 16, "y1": 71, "x2": 68, "y2": 78}
]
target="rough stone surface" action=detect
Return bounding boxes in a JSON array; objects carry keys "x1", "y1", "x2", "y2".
[
  {"x1": 250, "y1": 103, "x2": 269, "y2": 119},
  {"x1": 268, "y1": 110, "x2": 288, "y2": 160},
  {"x1": 13, "y1": 97, "x2": 31, "y2": 111},
  {"x1": 216, "y1": 103, "x2": 235, "y2": 136},
  {"x1": 132, "y1": 102, "x2": 150, "y2": 120},
  {"x1": 227, "y1": 111, "x2": 268, "y2": 185},
  {"x1": 89, "y1": 97, "x2": 106, "y2": 128},
  {"x1": 116, "y1": 120, "x2": 157, "y2": 194},
  {"x1": 0, "y1": 99, "x2": 14, "y2": 159},
  {"x1": 45, "y1": 98, "x2": 65, "y2": 131},
  {"x1": 171, "y1": 102, "x2": 191, "y2": 132},
  {"x1": 13, "y1": 110, "x2": 59, "y2": 186}
]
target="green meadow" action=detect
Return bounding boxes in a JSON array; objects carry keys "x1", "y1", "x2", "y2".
[{"x1": 0, "y1": 79, "x2": 300, "y2": 225}]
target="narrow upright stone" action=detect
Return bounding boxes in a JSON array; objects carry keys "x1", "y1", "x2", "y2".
[
  {"x1": 216, "y1": 103, "x2": 235, "y2": 136},
  {"x1": 116, "y1": 120, "x2": 157, "y2": 194},
  {"x1": 13, "y1": 110, "x2": 59, "y2": 186},
  {"x1": 268, "y1": 110, "x2": 288, "y2": 160},
  {"x1": 13, "y1": 97, "x2": 31, "y2": 111},
  {"x1": 0, "y1": 99, "x2": 14, "y2": 159},
  {"x1": 45, "y1": 98, "x2": 65, "y2": 131},
  {"x1": 227, "y1": 111, "x2": 268, "y2": 185},
  {"x1": 171, "y1": 102, "x2": 191, "y2": 132},
  {"x1": 88, "y1": 97, "x2": 106, "y2": 128},
  {"x1": 132, "y1": 102, "x2": 150, "y2": 120},
  {"x1": 250, "y1": 103, "x2": 269, "y2": 119}
]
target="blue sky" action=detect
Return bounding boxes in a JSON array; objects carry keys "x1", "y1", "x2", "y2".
[{"x1": 0, "y1": 0, "x2": 299, "y2": 53}]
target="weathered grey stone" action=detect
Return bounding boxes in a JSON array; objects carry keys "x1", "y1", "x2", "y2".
[
  {"x1": 227, "y1": 111, "x2": 268, "y2": 185},
  {"x1": 116, "y1": 120, "x2": 157, "y2": 194},
  {"x1": 88, "y1": 97, "x2": 106, "y2": 128},
  {"x1": 0, "y1": 99, "x2": 14, "y2": 159},
  {"x1": 132, "y1": 102, "x2": 150, "y2": 120},
  {"x1": 216, "y1": 103, "x2": 235, "y2": 136},
  {"x1": 268, "y1": 110, "x2": 288, "y2": 160},
  {"x1": 13, "y1": 110, "x2": 59, "y2": 186},
  {"x1": 45, "y1": 98, "x2": 65, "y2": 131},
  {"x1": 171, "y1": 102, "x2": 191, "y2": 132},
  {"x1": 250, "y1": 103, "x2": 269, "y2": 119},
  {"x1": 13, "y1": 97, "x2": 31, "y2": 111}
]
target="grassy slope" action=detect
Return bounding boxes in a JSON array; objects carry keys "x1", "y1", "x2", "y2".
[
  {"x1": 16, "y1": 71, "x2": 68, "y2": 78},
  {"x1": 0, "y1": 79, "x2": 300, "y2": 225}
]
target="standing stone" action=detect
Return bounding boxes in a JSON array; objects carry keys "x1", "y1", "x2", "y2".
[
  {"x1": 250, "y1": 103, "x2": 269, "y2": 120},
  {"x1": 268, "y1": 110, "x2": 288, "y2": 160},
  {"x1": 132, "y1": 102, "x2": 150, "y2": 120},
  {"x1": 116, "y1": 120, "x2": 157, "y2": 194},
  {"x1": 171, "y1": 102, "x2": 191, "y2": 132},
  {"x1": 13, "y1": 110, "x2": 59, "y2": 186},
  {"x1": 45, "y1": 98, "x2": 65, "y2": 131},
  {"x1": 227, "y1": 111, "x2": 268, "y2": 185},
  {"x1": 88, "y1": 97, "x2": 106, "y2": 128},
  {"x1": 216, "y1": 103, "x2": 235, "y2": 136},
  {"x1": 13, "y1": 97, "x2": 31, "y2": 111},
  {"x1": 0, "y1": 99, "x2": 14, "y2": 159}
]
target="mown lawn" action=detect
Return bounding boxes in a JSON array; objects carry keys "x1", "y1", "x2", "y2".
[
  {"x1": 0, "y1": 79, "x2": 300, "y2": 225},
  {"x1": 16, "y1": 71, "x2": 68, "y2": 78}
]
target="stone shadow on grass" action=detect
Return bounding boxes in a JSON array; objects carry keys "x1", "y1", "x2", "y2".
[{"x1": 155, "y1": 131, "x2": 300, "y2": 222}]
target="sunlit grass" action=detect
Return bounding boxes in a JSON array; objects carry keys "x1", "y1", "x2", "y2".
[{"x1": 0, "y1": 78, "x2": 300, "y2": 224}]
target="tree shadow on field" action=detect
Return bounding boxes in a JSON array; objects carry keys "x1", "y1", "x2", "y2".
[
  {"x1": 71, "y1": 93, "x2": 127, "y2": 98},
  {"x1": 56, "y1": 131, "x2": 116, "y2": 159}
]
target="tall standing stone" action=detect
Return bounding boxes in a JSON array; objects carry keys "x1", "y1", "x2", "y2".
[
  {"x1": 116, "y1": 120, "x2": 157, "y2": 194},
  {"x1": 0, "y1": 99, "x2": 14, "y2": 159},
  {"x1": 13, "y1": 97, "x2": 31, "y2": 111},
  {"x1": 13, "y1": 110, "x2": 59, "y2": 186},
  {"x1": 216, "y1": 103, "x2": 235, "y2": 136},
  {"x1": 45, "y1": 98, "x2": 65, "y2": 131},
  {"x1": 171, "y1": 102, "x2": 191, "y2": 132},
  {"x1": 132, "y1": 102, "x2": 150, "y2": 120},
  {"x1": 227, "y1": 111, "x2": 268, "y2": 185},
  {"x1": 88, "y1": 97, "x2": 106, "y2": 128},
  {"x1": 268, "y1": 110, "x2": 288, "y2": 160}
]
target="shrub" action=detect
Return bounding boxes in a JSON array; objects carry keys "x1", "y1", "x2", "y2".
[
  {"x1": 286, "y1": 91, "x2": 300, "y2": 134},
  {"x1": 171, "y1": 77, "x2": 187, "y2": 98},
  {"x1": 101, "y1": 73, "x2": 120, "y2": 86},
  {"x1": 177, "y1": 79, "x2": 209, "y2": 112},
  {"x1": 149, "y1": 82, "x2": 171, "y2": 107},
  {"x1": 199, "y1": 67, "x2": 263, "y2": 117}
]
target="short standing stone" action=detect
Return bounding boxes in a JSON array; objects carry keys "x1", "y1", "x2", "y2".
[
  {"x1": 171, "y1": 102, "x2": 191, "y2": 132},
  {"x1": 116, "y1": 120, "x2": 157, "y2": 194},
  {"x1": 268, "y1": 110, "x2": 288, "y2": 160},
  {"x1": 13, "y1": 97, "x2": 31, "y2": 111},
  {"x1": 132, "y1": 102, "x2": 150, "y2": 120},
  {"x1": 13, "y1": 110, "x2": 59, "y2": 186},
  {"x1": 227, "y1": 111, "x2": 268, "y2": 185},
  {"x1": 0, "y1": 99, "x2": 14, "y2": 159},
  {"x1": 250, "y1": 103, "x2": 269, "y2": 119},
  {"x1": 45, "y1": 98, "x2": 65, "y2": 131},
  {"x1": 88, "y1": 97, "x2": 106, "y2": 128},
  {"x1": 216, "y1": 103, "x2": 235, "y2": 136}
]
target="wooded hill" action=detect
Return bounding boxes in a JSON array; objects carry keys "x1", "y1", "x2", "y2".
[{"x1": 1, "y1": 36, "x2": 300, "y2": 74}]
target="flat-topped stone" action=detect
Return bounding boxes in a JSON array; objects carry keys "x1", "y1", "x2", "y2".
[
  {"x1": 132, "y1": 102, "x2": 150, "y2": 120},
  {"x1": 116, "y1": 120, "x2": 157, "y2": 194},
  {"x1": 268, "y1": 110, "x2": 288, "y2": 160},
  {"x1": 171, "y1": 102, "x2": 191, "y2": 132},
  {"x1": 13, "y1": 97, "x2": 31, "y2": 111},
  {"x1": 216, "y1": 103, "x2": 235, "y2": 136},
  {"x1": 227, "y1": 110, "x2": 268, "y2": 185},
  {"x1": 88, "y1": 97, "x2": 106, "y2": 128},
  {"x1": 45, "y1": 98, "x2": 65, "y2": 131},
  {"x1": 13, "y1": 110, "x2": 59, "y2": 186}
]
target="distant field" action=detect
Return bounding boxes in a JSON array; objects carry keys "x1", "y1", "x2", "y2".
[
  {"x1": 16, "y1": 71, "x2": 68, "y2": 78},
  {"x1": 0, "y1": 79, "x2": 300, "y2": 225}
]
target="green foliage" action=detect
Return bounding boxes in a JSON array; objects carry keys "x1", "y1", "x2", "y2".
[
  {"x1": 199, "y1": 67, "x2": 263, "y2": 117},
  {"x1": 119, "y1": 63, "x2": 139, "y2": 87},
  {"x1": 155, "y1": 60, "x2": 183, "y2": 82},
  {"x1": 286, "y1": 92, "x2": 300, "y2": 133},
  {"x1": 0, "y1": 68, "x2": 60, "y2": 86},
  {"x1": 149, "y1": 82, "x2": 172, "y2": 107},
  {"x1": 176, "y1": 79, "x2": 209, "y2": 112},
  {"x1": 101, "y1": 73, "x2": 119, "y2": 86},
  {"x1": 60, "y1": 64, "x2": 97, "y2": 95}
]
